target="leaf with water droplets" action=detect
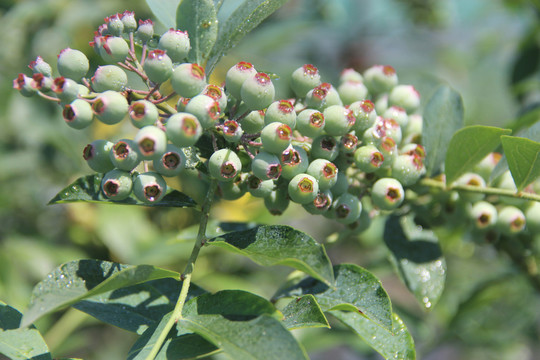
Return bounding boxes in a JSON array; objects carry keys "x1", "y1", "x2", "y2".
[
  {"x1": 0, "y1": 302, "x2": 52, "y2": 360},
  {"x1": 177, "y1": 290, "x2": 309, "y2": 360},
  {"x1": 206, "y1": 0, "x2": 289, "y2": 74},
  {"x1": 48, "y1": 174, "x2": 196, "y2": 207},
  {"x1": 176, "y1": 0, "x2": 218, "y2": 65},
  {"x1": 383, "y1": 216, "x2": 446, "y2": 310},
  {"x1": 274, "y1": 264, "x2": 393, "y2": 331},
  {"x1": 208, "y1": 225, "x2": 334, "y2": 286},
  {"x1": 21, "y1": 260, "x2": 180, "y2": 328},
  {"x1": 330, "y1": 311, "x2": 416, "y2": 360},
  {"x1": 281, "y1": 295, "x2": 329, "y2": 330}
]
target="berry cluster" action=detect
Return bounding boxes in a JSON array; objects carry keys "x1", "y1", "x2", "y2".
[{"x1": 14, "y1": 12, "x2": 427, "y2": 225}]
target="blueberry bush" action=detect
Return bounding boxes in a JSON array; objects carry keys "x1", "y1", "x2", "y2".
[{"x1": 3, "y1": 0, "x2": 540, "y2": 359}]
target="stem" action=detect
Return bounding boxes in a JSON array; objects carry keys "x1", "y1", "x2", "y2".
[
  {"x1": 145, "y1": 180, "x2": 218, "y2": 360},
  {"x1": 419, "y1": 178, "x2": 540, "y2": 202}
]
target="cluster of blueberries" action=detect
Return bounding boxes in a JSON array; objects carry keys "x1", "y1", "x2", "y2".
[{"x1": 14, "y1": 11, "x2": 431, "y2": 227}]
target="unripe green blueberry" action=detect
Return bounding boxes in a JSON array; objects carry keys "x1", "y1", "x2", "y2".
[
  {"x1": 158, "y1": 29, "x2": 190, "y2": 63},
  {"x1": 105, "y1": 14, "x2": 124, "y2": 36},
  {"x1": 473, "y1": 152, "x2": 501, "y2": 182},
  {"x1": 290, "y1": 64, "x2": 321, "y2": 98},
  {"x1": 333, "y1": 151, "x2": 354, "y2": 170},
  {"x1": 355, "y1": 145, "x2": 384, "y2": 173},
  {"x1": 339, "y1": 68, "x2": 363, "y2": 83},
  {"x1": 166, "y1": 112, "x2": 203, "y2": 146},
  {"x1": 371, "y1": 177, "x2": 405, "y2": 211},
  {"x1": 63, "y1": 99, "x2": 94, "y2": 129},
  {"x1": 121, "y1": 11, "x2": 137, "y2": 33},
  {"x1": 208, "y1": 148, "x2": 242, "y2": 182},
  {"x1": 280, "y1": 146, "x2": 309, "y2": 180},
  {"x1": 340, "y1": 133, "x2": 358, "y2": 153},
  {"x1": 311, "y1": 135, "x2": 340, "y2": 161},
  {"x1": 83, "y1": 139, "x2": 115, "y2": 173},
  {"x1": 307, "y1": 158, "x2": 338, "y2": 191},
  {"x1": 52, "y1": 77, "x2": 80, "y2": 103},
  {"x1": 30, "y1": 73, "x2": 53, "y2": 92},
  {"x1": 13, "y1": 74, "x2": 37, "y2": 97},
  {"x1": 265, "y1": 100, "x2": 296, "y2": 128},
  {"x1": 349, "y1": 100, "x2": 377, "y2": 133},
  {"x1": 391, "y1": 154, "x2": 425, "y2": 186},
  {"x1": 261, "y1": 122, "x2": 292, "y2": 154},
  {"x1": 305, "y1": 83, "x2": 342, "y2": 109},
  {"x1": 133, "y1": 171, "x2": 167, "y2": 204},
  {"x1": 453, "y1": 172, "x2": 486, "y2": 203},
  {"x1": 144, "y1": 49, "x2": 173, "y2": 84},
  {"x1": 252, "y1": 151, "x2": 282, "y2": 180},
  {"x1": 332, "y1": 193, "x2": 362, "y2": 224},
  {"x1": 374, "y1": 117, "x2": 402, "y2": 145},
  {"x1": 403, "y1": 113, "x2": 423, "y2": 143},
  {"x1": 246, "y1": 175, "x2": 274, "y2": 198},
  {"x1": 323, "y1": 105, "x2": 355, "y2": 136},
  {"x1": 374, "y1": 94, "x2": 389, "y2": 114},
  {"x1": 399, "y1": 143, "x2": 426, "y2": 159},
  {"x1": 378, "y1": 136, "x2": 398, "y2": 168},
  {"x1": 153, "y1": 144, "x2": 187, "y2": 177},
  {"x1": 92, "y1": 65, "x2": 128, "y2": 92},
  {"x1": 171, "y1": 63, "x2": 207, "y2": 98},
  {"x1": 109, "y1": 139, "x2": 141, "y2": 171},
  {"x1": 264, "y1": 188, "x2": 290, "y2": 215},
  {"x1": 331, "y1": 171, "x2": 349, "y2": 196},
  {"x1": 29, "y1": 56, "x2": 52, "y2": 77},
  {"x1": 303, "y1": 189, "x2": 333, "y2": 215},
  {"x1": 240, "y1": 109, "x2": 266, "y2": 133},
  {"x1": 185, "y1": 94, "x2": 221, "y2": 129},
  {"x1": 497, "y1": 205, "x2": 526, "y2": 235},
  {"x1": 225, "y1": 61, "x2": 258, "y2": 100},
  {"x1": 134, "y1": 125, "x2": 167, "y2": 160},
  {"x1": 92, "y1": 90, "x2": 129, "y2": 125},
  {"x1": 136, "y1": 19, "x2": 154, "y2": 43},
  {"x1": 296, "y1": 109, "x2": 325, "y2": 138},
  {"x1": 219, "y1": 175, "x2": 247, "y2": 200},
  {"x1": 223, "y1": 120, "x2": 243, "y2": 143},
  {"x1": 129, "y1": 100, "x2": 159, "y2": 128},
  {"x1": 337, "y1": 81, "x2": 368, "y2": 105},
  {"x1": 388, "y1": 84, "x2": 421, "y2": 113},
  {"x1": 363, "y1": 65, "x2": 398, "y2": 95},
  {"x1": 383, "y1": 106, "x2": 409, "y2": 129},
  {"x1": 202, "y1": 84, "x2": 228, "y2": 112},
  {"x1": 57, "y1": 48, "x2": 89, "y2": 81},
  {"x1": 241, "y1": 72, "x2": 275, "y2": 110},
  {"x1": 469, "y1": 201, "x2": 498, "y2": 230},
  {"x1": 96, "y1": 36, "x2": 129, "y2": 63},
  {"x1": 176, "y1": 97, "x2": 190, "y2": 112},
  {"x1": 288, "y1": 173, "x2": 319, "y2": 204},
  {"x1": 101, "y1": 169, "x2": 132, "y2": 200},
  {"x1": 525, "y1": 201, "x2": 540, "y2": 233}
]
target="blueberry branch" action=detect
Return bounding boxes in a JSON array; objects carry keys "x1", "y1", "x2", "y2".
[{"x1": 144, "y1": 179, "x2": 218, "y2": 360}]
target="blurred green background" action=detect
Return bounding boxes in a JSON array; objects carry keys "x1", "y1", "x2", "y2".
[{"x1": 1, "y1": 0, "x2": 540, "y2": 359}]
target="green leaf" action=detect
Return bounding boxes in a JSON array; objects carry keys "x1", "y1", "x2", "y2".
[
  {"x1": 146, "y1": 0, "x2": 182, "y2": 28},
  {"x1": 383, "y1": 216, "x2": 446, "y2": 310},
  {"x1": 330, "y1": 311, "x2": 416, "y2": 360},
  {"x1": 73, "y1": 278, "x2": 206, "y2": 334},
  {"x1": 423, "y1": 85, "x2": 464, "y2": 176},
  {"x1": 281, "y1": 295, "x2": 330, "y2": 330},
  {"x1": 206, "y1": 0, "x2": 289, "y2": 74},
  {"x1": 0, "y1": 302, "x2": 52, "y2": 360},
  {"x1": 445, "y1": 125, "x2": 511, "y2": 184},
  {"x1": 128, "y1": 312, "x2": 219, "y2": 360},
  {"x1": 208, "y1": 225, "x2": 334, "y2": 286},
  {"x1": 176, "y1": 0, "x2": 218, "y2": 65},
  {"x1": 178, "y1": 290, "x2": 308, "y2": 360},
  {"x1": 48, "y1": 174, "x2": 196, "y2": 208},
  {"x1": 274, "y1": 264, "x2": 393, "y2": 331},
  {"x1": 21, "y1": 260, "x2": 179, "y2": 328},
  {"x1": 500, "y1": 135, "x2": 540, "y2": 191}
]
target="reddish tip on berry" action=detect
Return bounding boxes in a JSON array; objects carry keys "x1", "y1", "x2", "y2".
[
  {"x1": 303, "y1": 64, "x2": 318, "y2": 76},
  {"x1": 361, "y1": 100, "x2": 375, "y2": 113},
  {"x1": 237, "y1": 61, "x2": 254, "y2": 71},
  {"x1": 382, "y1": 65, "x2": 396, "y2": 75}
]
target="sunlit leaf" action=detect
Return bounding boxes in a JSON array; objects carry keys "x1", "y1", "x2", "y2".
[
  {"x1": 501, "y1": 135, "x2": 540, "y2": 191},
  {"x1": 281, "y1": 295, "x2": 329, "y2": 330}
]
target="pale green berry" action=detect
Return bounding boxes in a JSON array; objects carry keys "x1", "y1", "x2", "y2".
[
  {"x1": 121, "y1": 11, "x2": 137, "y2": 33},
  {"x1": 333, "y1": 193, "x2": 362, "y2": 224},
  {"x1": 105, "y1": 14, "x2": 124, "y2": 36},
  {"x1": 223, "y1": 120, "x2": 243, "y2": 143},
  {"x1": 388, "y1": 84, "x2": 421, "y2": 113},
  {"x1": 92, "y1": 65, "x2": 128, "y2": 92},
  {"x1": 525, "y1": 201, "x2": 540, "y2": 233},
  {"x1": 135, "y1": 19, "x2": 154, "y2": 43},
  {"x1": 261, "y1": 122, "x2": 292, "y2": 154},
  {"x1": 158, "y1": 29, "x2": 190, "y2": 63},
  {"x1": 166, "y1": 112, "x2": 203, "y2": 147},
  {"x1": 57, "y1": 48, "x2": 89, "y2": 81},
  {"x1": 363, "y1": 65, "x2": 398, "y2": 95},
  {"x1": 391, "y1": 154, "x2": 425, "y2": 186},
  {"x1": 337, "y1": 81, "x2": 368, "y2": 105},
  {"x1": 265, "y1": 100, "x2": 296, "y2": 128},
  {"x1": 13, "y1": 74, "x2": 37, "y2": 97},
  {"x1": 98, "y1": 36, "x2": 129, "y2": 63},
  {"x1": 305, "y1": 83, "x2": 342, "y2": 109},
  {"x1": 29, "y1": 56, "x2": 52, "y2": 77},
  {"x1": 31, "y1": 74, "x2": 53, "y2": 92},
  {"x1": 144, "y1": 49, "x2": 173, "y2": 84},
  {"x1": 247, "y1": 175, "x2": 274, "y2": 198},
  {"x1": 219, "y1": 175, "x2": 247, "y2": 200},
  {"x1": 296, "y1": 109, "x2": 325, "y2": 138},
  {"x1": 92, "y1": 90, "x2": 128, "y2": 125},
  {"x1": 307, "y1": 158, "x2": 338, "y2": 191},
  {"x1": 208, "y1": 148, "x2": 242, "y2": 182},
  {"x1": 290, "y1": 64, "x2": 321, "y2": 98},
  {"x1": 83, "y1": 140, "x2": 115, "y2": 173},
  {"x1": 330, "y1": 171, "x2": 349, "y2": 196},
  {"x1": 134, "y1": 125, "x2": 167, "y2": 160},
  {"x1": 133, "y1": 171, "x2": 167, "y2": 204},
  {"x1": 109, "y1": 139, "x2": 141, "y2": 171},
  {"x1": 371, "y1": 177, "x2": 404, "y2": 211},
  {"x1": 153, "y1": 144, "x2": 187, "y2": 177},
  {"x1": 383, "y1": 105, "x2": 408, "y2": 128},
  {"x1": 340, "y1": 133, "x2": 358, "y2": 153},
  {"x1": 185, "y1": 94, "x2": 221, "y2": 129},
  {"x1": 264, "y1": 188, "x2": 290, "y2": 215},
  {"x1": 252, "y1": 151, "x2": 282, "y2": 180},
  {"x1": 241, "y1": 72, "x2": 275, "y2": 110},
  {"x1": 323, "y1": 105, "x2": 355, "y2": 136},
  {"x1": 129, "y1": 100, "x2": 159, "y2": 128},
  {"x1": 202, "y1": 84, "x2": 228, "y2": 112},
  {"x1": 53, "y1": 77, "x2": 80, "y2": 103},
  {"x1": 288, "y1": 173, "x2": 319, "y2": 204},
  {"x1": 310, "y1": 135, "x2": 339, "y2": 161},
  {"x1": 349, "y1": 100, "x2": 377, "y2": 133},
  {"x1": 453, "y1": 172, "x2": 486, "y2": 203},
  {"x1": 63, "y1": 99, "x2": 94, "y2": 129},
  {"x1": 339, "y1": 68, "x2": 363, "y2": 83},
  {"x1": 303, "y1": 189, "x2": 333, "y2": 215},
  {"x1": 469, "y1": 201, "x2": 498, "y2": 230},
  {"x1": 403, "y1": 113, "x2": 423, "y2": 144},
  {"x1": 472, "y1": 152, "x2": 501, "y2": 182},
  {"x1": 280, "y1": 146, "x2": 309, "y2": 180},
  {"x1": 171, "y1": 63, "x2": 207, "y2": 98},
  {"x1": 240, "y1": 109, "x2": 266, "y2": 133},
  {"x1": 225, "y1": 61, "x2": 257, "y2": 100},
  {"x1": 101, "y1": 169, "x2": 133, "y2": 200},
  {"x1": 497, "y1": 206, "x2": 526, "y2": 235}
]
